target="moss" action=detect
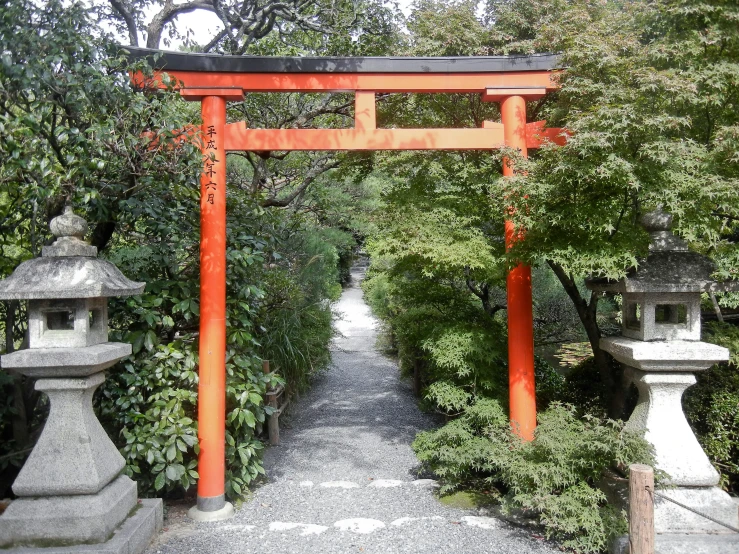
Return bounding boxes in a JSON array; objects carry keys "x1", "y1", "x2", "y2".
[{"x1": 438, "y1": 490, "x2": 496, "y2": 509}]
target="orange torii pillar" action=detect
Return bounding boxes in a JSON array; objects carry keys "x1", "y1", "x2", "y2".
[
  {"x1": 185, "y1": 89, "x2": 243, "y2": 521},
  {"x1": 500, "y1": 94, "x2": 536, "y2": 441},
  {"x1": 492, "y1": 89, "x2": 546, "y2": 440}
]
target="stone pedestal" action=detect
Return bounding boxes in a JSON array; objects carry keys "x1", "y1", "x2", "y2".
[
  {"x1": 11, "y1": 373, "x2": 125, "y2": 496},
  {"x1": 0, "y1": 499, "x2": 163, "y2": 554},
  {"x1": 602, "y1": 336, "x2": 739, "y2": 548},
  {"x1": 0, "y1": 355, "x2": 162, "y2": 552},
  {"x1": 652, "y1": 487, "x2": 739, "y2": 534},
  {"x1": 0, "y1": 367, "x2": 162, "y2": 551},
  {"x1": 0, "y1": 476, "x2": 137, "y2": 546},
  {"x1": 625, "y1": 369, "x2": 719, "y2": 488}
]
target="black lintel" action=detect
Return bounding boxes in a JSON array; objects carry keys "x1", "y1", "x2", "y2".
[{"x1": 121, "y1": 46, "x2": 561, "y2": 74}]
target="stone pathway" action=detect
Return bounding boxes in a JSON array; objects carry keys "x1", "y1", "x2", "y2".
[{"x1": 146, "y1": 265, "x2": 559, "y2": 554}]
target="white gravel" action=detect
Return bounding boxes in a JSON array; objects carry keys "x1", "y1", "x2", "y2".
[{"x1": 146, "y1": 264, "x2": 560, "y2": 554}]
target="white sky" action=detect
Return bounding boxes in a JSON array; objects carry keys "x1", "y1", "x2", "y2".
[{"x1": 101, "y1": 0, "x2": 416, "y2": 51}]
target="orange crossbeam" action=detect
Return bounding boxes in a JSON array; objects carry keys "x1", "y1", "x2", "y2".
[
  {"x1": 161, "y1": 71, "x2": 557, "y2": 93},
  {"x1": 526, "y1": 121, "x2": 569, "y2": 148},
  {"x1": 483, "y1": 87, "x2": 547, "y2": 102},
  {"x1": 223, "y1": 123, "x2": 505, "y2": 151}
]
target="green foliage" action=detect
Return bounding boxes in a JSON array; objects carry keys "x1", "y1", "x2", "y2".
[
  {"x1": 0, "y1": 0, "x2": 350, "y2": 499},
  {"x1": 98, "y1": 341, "x2": 200, "y2": 494},
  {"x1": 685, "y1": 322, "x2": 739, "y2": 493},
  {"x1": 414, "y1": 400, "x2": 655, "y2": 553},
  {"x1": 491, "y1": 0, "x2": 739, "y2": 280}
]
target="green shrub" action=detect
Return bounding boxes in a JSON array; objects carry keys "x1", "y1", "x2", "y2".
[
  {"x1": 413, "y1": 400, "x2": 655, "y2": 554},
  {"x1": 534, "y1": 356, "x2": 567, "y2": 409},
  {"x1": 559, "y1": 357, "x2": 611, "y2": 418},
  {"x1": 96, "y1": 191, "x2": 338, "y2": 498}
]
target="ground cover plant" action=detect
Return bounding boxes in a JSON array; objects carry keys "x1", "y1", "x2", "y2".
[{"x1": 413, "y1": 400, "x2": 655, "y2": 553}]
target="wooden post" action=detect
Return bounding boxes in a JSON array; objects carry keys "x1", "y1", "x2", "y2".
[
  {"x1": 262, "y1": 360, "x2": 280, "y2": 446},
  {"x1": 629, "y1": 464, "x2": 655, "y2": 554}
]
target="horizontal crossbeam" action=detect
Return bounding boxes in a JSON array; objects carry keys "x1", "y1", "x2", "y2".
[
  {"x1": 223, "y1": 123, "x2": 506, "y2": 151},
  {"x1": 526, "y1": 121, "x2": 569, "y2": 148},
  {"x1": 165, "y1": 71, "x2": 557, "y2": 93}
]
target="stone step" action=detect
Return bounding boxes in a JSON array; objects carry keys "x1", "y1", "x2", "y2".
[{"x1": 612, "y1": 532, "x2": 739, "y2": 554}]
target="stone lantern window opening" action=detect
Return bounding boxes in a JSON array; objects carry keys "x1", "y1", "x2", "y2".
[
  {"x1": 624, "y1": 300, "x2": 641, "y2": 331},
  {"x1": 44, "y1": 306, "x2": 75, "y2": 331},
  {"x1": 621, "y1": 291, "x2": 700, "y2": 342},
  {"x1": 29, "y1": 297, "x2": 108, "y2": 349},
  {"x1": 654, "y1": 303, "x2": 687, "y2": 325}
]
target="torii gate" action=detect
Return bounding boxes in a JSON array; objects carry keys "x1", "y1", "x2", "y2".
[{"x1": 127, "y1": 47, "x2": 564, "y2": 519}]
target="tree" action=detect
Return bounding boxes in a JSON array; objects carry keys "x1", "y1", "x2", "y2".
[
  {"x1": 104, "y1": 0, "x2": 389, "y2": 53},
  {"x1": 0, "y1": 0, "x2": 364, "y2": 498},
  {"x1": 487, "y1": 0, "x2": 739, "y2": 417}
]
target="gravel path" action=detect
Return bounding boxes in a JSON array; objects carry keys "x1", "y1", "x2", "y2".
[{"x1": 147, "y1": 265, "x2": 559, "y2": 554}]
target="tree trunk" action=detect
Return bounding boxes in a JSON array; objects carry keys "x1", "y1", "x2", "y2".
[
  {"x1": 6, "y1": 301, "x2": 30, "y2": 448},
  {"x1": 413, "y1": 356, "x2": 422, "y2": 396},
  {"x1": 91, "y1": 220, "x2": 117, "y2": 251},
  {"x1": 547, "y1": 261, "x2": 627, "y2": 418}
]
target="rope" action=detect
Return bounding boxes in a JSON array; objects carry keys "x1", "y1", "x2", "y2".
[{"x1": 649, "y1": 488, "x2": 739, "y2": 533}]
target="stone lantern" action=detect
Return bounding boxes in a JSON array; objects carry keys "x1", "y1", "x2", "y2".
[
  {"x1": 0, "y1": 207, "x2": 162, "y2": 552},
  {"x1": 588, "y1": 209, "x2": 739, "y2": 545}
]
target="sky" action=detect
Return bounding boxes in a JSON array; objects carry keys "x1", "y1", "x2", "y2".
[{"x1": 113, "y1": 0, "x2": 417, "y2": 51}]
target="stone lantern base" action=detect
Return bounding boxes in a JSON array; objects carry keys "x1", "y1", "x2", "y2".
[
  {"x1": 601, "y1": 338, "x2": 739, "y2": 553},
  {"x1": 0, "y1": 476, "x2": 136, "y2": 545},
  {"x1": 0, "y1": 359, "x2": 162, "y2": 552},
  {"x1": 0, "y1": 497, "x2": 162, "y2": 554}
]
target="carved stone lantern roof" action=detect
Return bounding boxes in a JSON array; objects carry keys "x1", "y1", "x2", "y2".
[
  {"x1": 586, "y1": 208, "x2": 737, "y2": 294},
  {"x1": 0, "y1": 206, "x2": 144, "y2": 300}
]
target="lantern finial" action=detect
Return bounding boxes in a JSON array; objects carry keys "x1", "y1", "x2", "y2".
[
  {"x1": 640, "y1": 206, "x2": 688, "y2": 252},
  {"x1": 44, "y1": 206, "x2": 97, "y2": 257},
  {"x1": 50, "y1": 205, "x2": 88, "y2": 239}
]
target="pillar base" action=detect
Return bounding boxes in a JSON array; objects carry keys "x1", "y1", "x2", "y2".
[
  {"x1": 187, "y1": 501, "x2": 234, "y2": 522},
  {"x1": 0, "y1": 475, "x2": 137, "y2": 548}
]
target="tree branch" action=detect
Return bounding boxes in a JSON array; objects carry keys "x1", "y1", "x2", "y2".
[
  {"x1": 261, "y1": 159, "x2": 339, "y2": 208},
  {"x1": 146, "y1": 0, "x2": 218, "y2": 49},
  {"x1": 108, "y1": 0, "x2": 139, "y2": 46}
]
